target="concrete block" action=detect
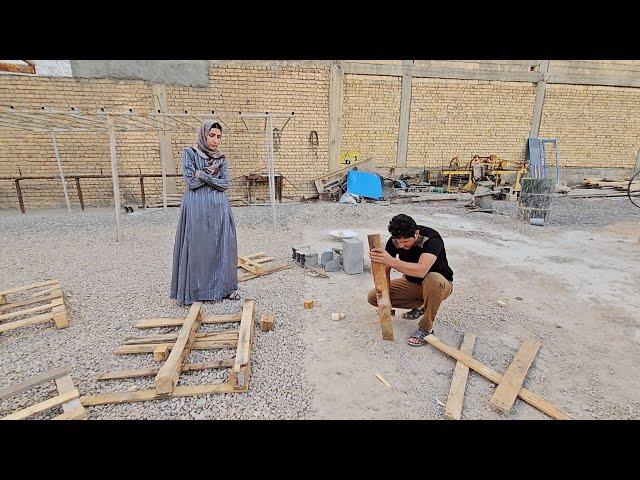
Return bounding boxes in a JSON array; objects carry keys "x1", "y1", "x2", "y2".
[
  {"x1": 324, "y1": 254, "x2": 342, "y2": 272},
  {"x1": 292, "y1": 245, "x2": 310, "y2": 261},
  {"x1": 341, "y1": 238, "x2": 364, "y2": 275},
  {"x1": 319, "y1": 249, "x2": 334, "y2": 268},
  {"x1": 303, "y1": 251, "x2": 318, "y2": 268}
]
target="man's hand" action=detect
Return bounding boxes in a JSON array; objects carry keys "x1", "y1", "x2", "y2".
[{"x1": 369, "y1": 247, "x2": 396, "y2": 268}]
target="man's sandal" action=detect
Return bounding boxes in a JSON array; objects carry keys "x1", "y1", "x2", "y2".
[
  {"x1": 402, "y1": 307, "x2": 424, "y2": 320},
  {"x1": 407, "y1": 327, "x2": 433, "y2": 347}
]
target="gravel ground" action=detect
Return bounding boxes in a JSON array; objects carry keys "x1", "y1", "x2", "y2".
[{"x1": 0, "y1": 195, "x2": 638, "y2": 419}]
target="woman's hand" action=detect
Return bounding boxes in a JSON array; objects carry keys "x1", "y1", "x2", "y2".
[
  {"x1": 204, "y1": 165, "x2": 219, "y2": 175},
  {"x1": 195, "y1": 170, "x2": 201, "y2": 178}
]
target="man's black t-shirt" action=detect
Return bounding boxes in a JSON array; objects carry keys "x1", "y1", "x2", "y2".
[{"x1": 385, "y1": 226, "x2": 453, "y2": 284}]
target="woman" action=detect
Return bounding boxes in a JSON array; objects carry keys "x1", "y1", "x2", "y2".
[{"x1": 170, "y1": 120, "x2": 239, "y2": 306}]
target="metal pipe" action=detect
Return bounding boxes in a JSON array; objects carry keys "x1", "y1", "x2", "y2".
[
  {"x1": 15, "y1": 179, "x2": 25, "y2": 214},
  {"x1": 50, "y1": 131, "x2": 72, "y2": 212},
  {"x1": 75, "y1": 177, "x2": 85, "y2": 210}
]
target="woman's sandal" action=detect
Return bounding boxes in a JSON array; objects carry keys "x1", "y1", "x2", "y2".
[
  {"x1": 407, "y1": 327, "x2": 433, "y2": 347},
  {"x1": 225, "y1": 291, "x2": 241, "y2": 300},
  {"x1": 402, "y1": 307, "x2": 424, "y2": 320}
]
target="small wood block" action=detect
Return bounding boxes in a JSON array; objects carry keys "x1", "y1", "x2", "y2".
[
  {"x1": 304, "y1": 300, "x2": 314, "y2": 309},
  {"x1": 153, "y1": 344, "x2": 170, "y2": 362},
  {"x1": 259, "y1": 314, "x2": 275, "y2": 332}
]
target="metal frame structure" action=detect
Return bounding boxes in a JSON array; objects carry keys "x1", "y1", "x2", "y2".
[
  {"x1": 238, "y1": 112, "x2": 295, "y2": 230},
  {"x1": 0, "y1": 107, "x2": 230, "y2": 241}
]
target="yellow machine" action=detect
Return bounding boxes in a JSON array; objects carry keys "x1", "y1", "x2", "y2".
[{"x1": 440, "y1": 155, "x2": 527, "y2": 194}]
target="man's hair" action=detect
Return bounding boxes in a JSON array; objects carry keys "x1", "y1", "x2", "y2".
[{"x1": 388, "y1": 214, "x2": 417, "y2": 239}]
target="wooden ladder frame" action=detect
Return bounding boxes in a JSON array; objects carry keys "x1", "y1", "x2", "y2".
[
  {"x1": 0, "y1": 280, "x2": 69, "y2": 334},
  {"x1": 238, "y1": 252, "x2": 291, "y2": 282}
]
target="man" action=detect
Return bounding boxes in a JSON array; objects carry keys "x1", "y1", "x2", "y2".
[{"x1": 367, "y1": 214, "x2": 453, "y2": 346}]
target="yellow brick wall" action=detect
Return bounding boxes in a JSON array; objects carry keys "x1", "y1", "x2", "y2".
[
  {"x1": 341, "y1": 74, "x2": 401, "y2": 167},
  {"x1": 539, "y1": 84, "x2": 640, "y2": 168},
  {"x1": 406, "y1": 78, "x2": 537, "y2": 168}
]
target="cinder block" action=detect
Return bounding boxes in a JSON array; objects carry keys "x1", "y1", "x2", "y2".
[
  {"x1": 341, "y1": 238, "x2": 364, "y2": 275},
  {"x1": 319, "y1": 249, "x2": 334, "y2": 268},
  {"x1": 324, "y1": 253, "x2": 342, "y2": 272}
]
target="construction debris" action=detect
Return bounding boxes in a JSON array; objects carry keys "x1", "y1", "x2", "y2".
[
  {"x1": 0, "y1": 368, "x2": 87, "y2": 420},
  {"x1": 0, "y1": 279, "x2": 69, "y2": 334}
]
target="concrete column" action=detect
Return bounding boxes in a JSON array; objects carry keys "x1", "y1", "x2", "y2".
[
  {"x1": 529, "y1": 60, "x2": 550, "y2": 138},
  {"x1": 328, "y1": 61, "x2": 343, "y2": 172},
  {"x1": 152, "y1": 84, "x2": 177, "y2": 194},
  {"x1": 396, "y1": 60, "x2": 413, "y2": 167}
]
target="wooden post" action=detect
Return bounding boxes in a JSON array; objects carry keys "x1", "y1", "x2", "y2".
[
  {"x1": 266, "y1": 115, "x2": 277, "y2": 230},
  {"x1": 75, "y1": 177, "x2": 85, "y2": 210},
  {"x1": 14, "y1": 179, "x2": 25, "y2": 214},
  {"x1": 367, "y1": 234, "x2": 394, "y2": 341},
  {"x1": 139, "y1": 176, "x2": 146, "y2": 208},
  {"x1": 51, "y1": 130, "x2": 72, "y2": 212},
  {"x1": 152, "y1": 84, "x2": 177, "y2": 206},
  {"x1": 329, "y1": 61, "x2": 343, "y2": 173},
  {"x1": 154, "y1": 302, "x2": 204, "y2": 395},
  {"x1": 106, "y1": 115, "x2": 123, "y2": 242}
]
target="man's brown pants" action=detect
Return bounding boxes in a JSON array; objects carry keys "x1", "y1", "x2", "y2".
[{"x1": 367, "y1": 272, "x2": 453, "y2": 332}]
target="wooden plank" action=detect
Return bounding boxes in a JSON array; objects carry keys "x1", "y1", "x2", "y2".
[
  {"x1": 237, "y1": 257, "x2": 263, "y2": 275},
  {"x1": 0, "y1": 311, "x2": 55, "y2": 333},
  {"x1": 96, "y1": 359, "x2": 236, "y2": 381},
  {"x1": 0, "y1": 367, "x2": 70, "y2": 400},
  {"x1": 0, "y1": 279, "x2": 58, "y2": 297},
  {"x1": 115, "y1": 339, "x2": 238, "y2": 355},
  {"x1": 2, "y1": 389, "x2": 79, "y2": 420},
  {"x1": 444, "y1": 333, "x2": 477, "y2": 420},
  {"x1": 489, "y1": 338, "x2": 542, "y2": 413},
  {"x1": 155, "y1": 302, "x2": 204, "y2": 395},
  {"x1": 424, "y1": 335, "x2": 571, "y2": 420},
  {"x1": 0, "y1": 302, "x2": 54, "y2": 322},
  {"x1": 54, "y1": 374, "x2": 87, "y2": 420},
  {"x1": 51, "y1": 290, "x2": 68, "y2": 329},
  {"x1": 230, "y1": 299, "x2": 255, "y2": 388},
  {"x1": 0, "y1": 62, "x2": 36, "y2": 74},
  {"x1": 367, "y1": 234, "x2": 394, "y2": 341},
  {"x1": 124, "y1": 330, "x2": 238, "y2": 345},
  {"x1": 0, "y1": 291, "x2": 61, "y2": 313},
  {"x1": 135, "y1": 313, "x2": 241, "y2": 329},
  {"x1": 80, "y1": 382, "x2": 238, "y2": 406}
]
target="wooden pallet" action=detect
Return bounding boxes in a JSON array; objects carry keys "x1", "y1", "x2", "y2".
[
  {"x1": 238, "y1": 252, "x2": 291, "y2": 282},
  {"x1": 80, "y1": 300, "x2": 256, "y2": 407},
  {"x1": 0, "y1": 368, "x2": 87, "y2": 420},
  {"x1": 427, "y1": 334, "x2": 571, "y2": 420},
  {"x1": 0, "y1": 280, "x2": 69, "y2": 334}
]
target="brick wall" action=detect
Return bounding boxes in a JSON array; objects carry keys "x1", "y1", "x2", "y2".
[{"x1": 539, "y1": 84, "x2": 640, "y2": 168}]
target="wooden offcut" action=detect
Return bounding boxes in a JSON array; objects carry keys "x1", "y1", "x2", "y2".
[
  {"x1": 444, "y1": 333, "x2": 476, "y2": 420},
  {"x1": 154, "y1": 302, "x2": 204, "y2": 395},
  {"x1": 259, "y1": 314, "x2": 275, "y2": 332},
  {"x1": 425, "y1": 335, "x2": 571, "y2": 420},
  {"x1": 367, "y1": 234, "x2": 394, "y2": 341},
  {"x1": 490, "y1": 338, "x2": 542, "y2": 413}
]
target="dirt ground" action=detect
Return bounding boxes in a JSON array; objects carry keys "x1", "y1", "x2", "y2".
[{"x1": 1, "y1": 197, "x2": 638, "y2": 420}]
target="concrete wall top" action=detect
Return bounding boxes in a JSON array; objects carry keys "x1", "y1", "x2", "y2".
[{"x1": 70, "y1": 60, "x2": 210, "y2": 86}]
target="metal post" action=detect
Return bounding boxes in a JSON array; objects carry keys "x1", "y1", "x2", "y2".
[
  {"x1": 140, "y1": 176, "x2": 146, "y2": 208},
  {"x1": 265, "y1": 115, "x2": 277, "y2": 230},
  {"x1": 14, "y1": 179, "x2": 25, "y2": 214},
  {"x1": 106, "y1": 115, "x2": 123, "y2": 242},
  {"x1": 75, "y1": 177, "x2": 85, "y2": 210},
  {"x1": 50, "y1": 131, "x2": 71, "y2": 212}
]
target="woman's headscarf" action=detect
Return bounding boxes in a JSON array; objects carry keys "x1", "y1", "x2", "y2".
[{"x1": 195, "y1": 120, "x2": 225, "y2": 173}]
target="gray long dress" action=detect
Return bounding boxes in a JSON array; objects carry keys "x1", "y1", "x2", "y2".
[{"x1": 170, "y1": 147, "x2": 238, "y2": 306}]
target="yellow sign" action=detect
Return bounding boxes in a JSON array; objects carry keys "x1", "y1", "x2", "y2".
[{"x1": 339, "y1": 150, "x2": 361, "y2": 168}]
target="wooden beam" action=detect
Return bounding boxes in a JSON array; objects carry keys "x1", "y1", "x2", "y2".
[
  {"x1": 0, "y1": 311, "x2": 55, "y2": 333},
  {"x1": 444, "y1": 333, "x2": 476, "y2": 420},
  {"x1": 230, "y1": 299, "x2": 255, "y2": 389},
  {"x1": 115, "y1": 339, "x2": 238, "y2": 355},
  {"x1": 80, "y1": 382, "x2": 237, "y2": 407},
  {"x1": 489, "y1": 338, "x2": 542, "y2": 413},
  {"x1": 0, "y1": 302, "x2": 54, "y2": 322},
  {"x1": 0, "y1": 62, "x2": 36, "y2": 75},
  {"x1": 107, "y1": 115, "x2": 123, "y2": 242},
  {"x1": 0, "y1": 367, "x2": 70, "y2": 400},
  {"x1": 367, "y1": 234, "x2": 394, "y2": 341},
  {"x1": 329, "y1": 61, "x2": 344, "y2": 172},
  {"x1": 96, "y1": 359, "x2": 235, "y2": 381},
  {"x1": 396, "y1": 60, "x2": 413, "y2": 168},
  {"x1": 51, "y1": 289, "x2": 68, "y2": 329},
  {"x1": 154, "y1": 302, "x2": 204, "y2": 395},
  {"x1": 124, "y1": 330, "x2": 238, "y2": 345},
  {"x1": 2, "y1": 389, "x2": 79, "y2": 420},
  {"x1": 55, "y1": 374, "x2": 87, "y2": 420},
  {"x1": 152, "y1": 84, "x2": 177, "y2": 198},
  {"x1": 424, "y1": 335, "x2": 571, "y2": 420},
  {"x1": 0, "y1": 279, "x2": 58, "y2": 297},
  {"x1": 0, "y1": 291, "x2": 62, "y2": 313},
  {"x1": 135, "y1": 313, "x2": 242, "y2": 329}
]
